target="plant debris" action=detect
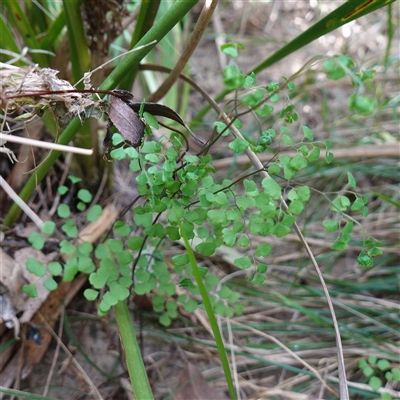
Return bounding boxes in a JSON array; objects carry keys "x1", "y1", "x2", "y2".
[{"x1": 0, "y1": 64, "x2": 107, "y2": 126}]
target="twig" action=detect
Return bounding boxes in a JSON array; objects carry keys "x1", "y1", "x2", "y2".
[
  {"x1": 42, "y1": 306, "x2": 64, "y2": 397},
  {"x1": 147, "y1": 0, "x2": 218, "y2": 102},
  {"x1": 230, "y1": 319, "x2": 339, "y2": 397},
  {"x1": 0, "y1": 175, "x2": 43, "y2": 228},
  {"x1": 0, "y1": 133, "x2": 93, "y2": 155}
]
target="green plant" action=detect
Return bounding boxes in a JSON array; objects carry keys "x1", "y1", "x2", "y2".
[
  {"x1": 21, "y1": 48, "x2": 387, "y2": 399},
  {"x1": 359, "y1": 356, "x2": 400, "y2": 400},
  {"x1": 1, "y1": 1, "x2": 397, "y2": 399}
]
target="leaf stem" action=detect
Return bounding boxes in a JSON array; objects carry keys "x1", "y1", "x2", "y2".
[
  {"x1": 178, "y1": 221, "x2": 237, "y2": 400},
  {"x1": 114, "y1": 300, "x2": 154, "y2": 400}
]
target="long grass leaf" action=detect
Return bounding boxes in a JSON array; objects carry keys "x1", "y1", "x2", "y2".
[
  {"x1": 62, "y1": 0, "x2": 90, "y2": 85},
  {"x1": 0, "y1": 14, "x2": 21, "y2": 63},
  {"x1": 40, "y1": 9, "x2": 66, "y2": 51},
  {"x1": 2, "y1": 0, "x2": 49, "y2": 66},
  {"x1": 119, "y1": 0, "x2": 161, "y2": 90}
]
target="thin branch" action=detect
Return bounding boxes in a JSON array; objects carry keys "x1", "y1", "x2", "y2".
[{"x1": 0, "y1": 133, "x2": 93, "y2": 155}]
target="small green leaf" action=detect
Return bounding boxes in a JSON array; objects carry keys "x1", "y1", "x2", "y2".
[
  {"x1": 347, "y1": 172, "x2": 357, "y2": 188},
  {"x1": 290, "y1": 154, "x2": 308, "y2": 170},
  {"x1": 143, "y1": 111, "x2": 159, "y2": 129},
  {"x1": 179, "y1": 278, "x2": 196, "y2": 288},
  {"x1": 87, "y1": 204, "x2": 102, "y2": 222},
  {"x1": 77, "y1": 189, "x2": 92, "y2": 203},
  {"x1": 236, "y1": 196, "x2": 255, "y2": 210},
  {"x1": 253, "y1": 274, "x2": 266, "y2": 284},
  {"x1": 106, "y1": 239, "x2": 122, "y2": 253},
  {"x1": 237, "y1": 235, "x2": 250, "y2": 248},
  {"x1": 114, "y1": 221, "x2": 131, "y2": 236},
  {"x1": 61, "y1": 220, "x2": 78, "y2": 238},
  {"x1": 110, "y1": 147, "x2": 127, "y2": 160},
  {"x1": 297, "y1": 186, "x2": 310, "y2": 202},
  {"x1": 302, "y1": 126, "x2": 313, "y2": 141},
  {"x1": 44, "y1": 277, "x2": 58, "y2": 291},
  {"x1": 23, "y1": 284, "x2": 38, "y2": 298},
  {"x1": 358, "y1": 251, "x2": 373, "y2": 267},
  {"x1": 244, "y1": 180, "x2": 258, "y2": 196},
  {"x1": 84, "y1": 288, "x2": 99, "y2": 301},
  {"x1": 127, "y1": 236, "x2": 144, "y2": 250},
  {"x1": 362, "y1": 365, "x2": 374, "y2": 377},
  {"x1": 256, "y1": 263, "x2": 268, "y2": 273},
  {"x1": 57, "y1": 204, "x2": 70, "y2": 218},
  {"x1": 28, "y1": 232, "x2": 45, "y2": 250},
  {"x1": 256, "y1": 104, "x2": 274, "y2": 117},
  {"x1": 351, "y1": 197, "x2": 364, "y2": 211},
  {"x1": 273, "y1": 223, "x2": 291, "y2": 237},
  {"x1": 134, "y1": 212, "x2": 153, "y2": 227},
  {"x1": 213, "y1": 121, "x2": 228, "y2": 134},
  {"x1": 124, "y1": 147, "x2": 139, "y2": 159},
  {"x1": 129, "y1": 159, "x2": 141, "y2": 172},
  {"x1": 26, "y1": 258, "x2": 46, "y2": 277},
  {"x1": 172, "y1": 254, "x2": 189, "y2": 267},
  {"x1": 262, "y1": 177, "x2": 281, "y2": 200},
  {"x1": 64, "y1": 258, "x2": 79, "y2": 282},
  {"x1": 41, "y1": 221, "x2": 55, "y2": 235},
  {"x1": 60, "y1": 240, "x2": 75, "y2": 255},
  {"x1": 368, "y1": 376, "x2": 382, "y2": 391},
  {"x1": 377, "y1": 359, "x2": 390, "y2": 371},
  {"x1": 368, "y1": 356, "x2": 378, "y2": 365},
  {"x1": 48, "y1": 262, "x2": 62, "y2": 276},
  {"x1": 112, "y1": 133, "x2": 124, "y2": 145},
  {"x1": 94, "y1": 243, "x2": 109, "y2": 259},
  {"x1": 322, "y1": 220, "x2": 338, "y2": 232},
  {"x1": 222, "y1": 229, "x2": 237, "y2": 246},
  {"x1": 58, "y1": 185, "x2": 68, "y2": 195},
  {"x1": 325, "y1": 151, "x2": 334, "y2": 164},
  {"x1": 255, "y1": 243, "x2": 272, "y2": 257},
  {"x1": 390, "y1": 368, "x2": 400, "y2": 381},
  {"x1": 281, "y1": 134, "x2": 292, "y2": 145},
  {"x1": 348, "y1": 94, "x2": 377, "y2": 116},
  {"x1": 308, "y1": 146, "x2": 320, "y2": 162},
  {"x1": 68, "y1": 175, "x2": 81, "y2": 184},
  {"x1": 166, "y1": 203, "x2": 184, "y2": 224},
  {"x1": 195, "y1": 242, "x2": 217, "y2": 256},
  {"x1": 287, "y1": 199, "x2": 304, "y2": 214},
  {"x1": 234, "y1": 256, "x2": 252, "y2": 270},
  {"x1": 184, "y1": 298, "x2": 198, "y2": 312},
  {"x1": 76, "y1": 242, "x2": 93, "y2": 256},
  {"x1": 220, "y1": 42, "x2": 244, "y2": 57},
  {"x1": 229, "y1": 138, "x2": 250, "y2": 153},
  {"x1": 268, "y1": 163, "x2": 280, "y2": 175},
  {"x1": 77, "y1": 256, "x2": 95, "y2": 274},
  {"x1": 244, "y1": 71, "x2": 256, "y2": 87},
  {"x1": 207, "y1": 210, "x2": 227, "y2": 226}
]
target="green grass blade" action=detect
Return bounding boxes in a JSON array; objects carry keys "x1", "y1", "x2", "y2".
[
  {"x1": 179, "y1": 221, "x2": 237, "y2": 400},
  {"x1": 40, "y1": 9, "x2": 66, "y2": 51},
  {"x1": 62, "y1": 0, "x2": 90, "y2": 85},
  {"x1": 119, "y1": 0, "x2": 161, "y2": 91},
  {"x1": 2, "y1": 0, "x2": 49, "y2": 66},
  {"x1": 114, "y1": 300, "x2": 154, "y2": 399},
  {"x1": 0, "y1": 13, "x2": 21, "y2": 62},
  {"x1": 0, "y1": 387, "x2": 58, "y2": 400},
  {"x1": 252, "y1": 0, "x2": 397, "y2": 75},
  {"x1": 100, "y1": 0, "x2": 198, "y2": 91}
]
